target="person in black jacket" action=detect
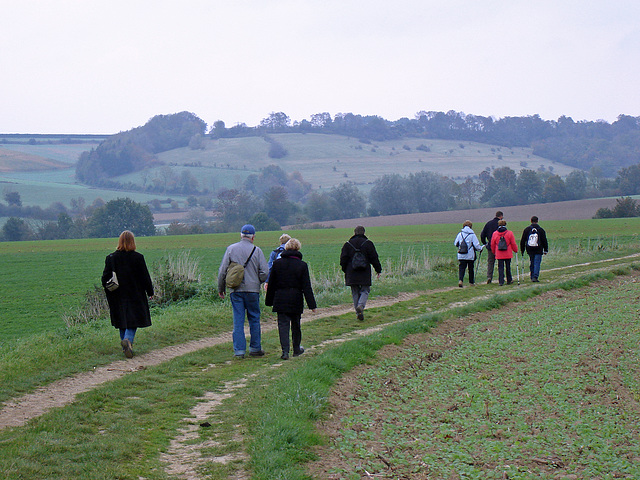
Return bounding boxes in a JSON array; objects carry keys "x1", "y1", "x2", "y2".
[
  {"x1": 265, "y1": 238, "x2": 317, "y2": 360},
  {"x1": 101, "y1": 230, "x2": 154, "y2": 358},
  {"x1": 340, "y1": 226, "x2": 382, "y2": 321},
  {"x1": 480, "y1": 211, "x2": 503, "y2": 284},
  {"x1": 520, "y1": 215, "x2": 549, "y2": 282}
]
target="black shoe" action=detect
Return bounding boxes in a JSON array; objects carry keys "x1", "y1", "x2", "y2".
[
  {"x1": 234, "y1": 354, "x2": 245, "y2": 359},
  {"x1": 532, "y1": 278, "x2": 539, "y2": 282},
  {"x1": 355, "y1": 305, "x2": 364, "y2": 321},
  {"x1": 506, "y1": 281, "x2": 513, "y2": 285},
  {"x1": 487, "y1": 279, "x2": 492, "y2": 284},
  {"x1": 280, "y1": 353, "x2": 289, "y2": 360},
  {"x1": 249, "y1": 350, "x2": 265, "y2": 357},
  {"x1": 293, "y1": 347, "x2": 305, "y2": 357}
]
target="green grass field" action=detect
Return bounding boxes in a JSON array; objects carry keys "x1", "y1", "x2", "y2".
[
  {"x1": 2, "y1": 218, "x2": 639, "y2": 342},
  {"x1": 1, "y1": 219, "x2": 640, "y2": 479},
  {"x1": 155, "y1": 134, "x2": 575, "y2": 189}
]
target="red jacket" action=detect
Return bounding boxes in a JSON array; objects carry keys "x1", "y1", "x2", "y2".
[{"x1": 491, "y1": 228, "x2": 518, "y2": 260}]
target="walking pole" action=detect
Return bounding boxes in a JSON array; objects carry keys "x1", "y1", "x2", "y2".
[
  {"x1": 515, "y1": 252, "x2": 520, "y2": 285},
  {"x1": 475, "y1": 247, "x2": 483, "y2": 283}
]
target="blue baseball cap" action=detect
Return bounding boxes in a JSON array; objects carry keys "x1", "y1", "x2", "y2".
[{"x1": 241, "y1": 224, "x2": 256, "y2": 235}]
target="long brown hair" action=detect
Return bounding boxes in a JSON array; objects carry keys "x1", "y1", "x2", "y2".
[{"x1": 116, "y1": 230, "x2": 137, "y2": 252}]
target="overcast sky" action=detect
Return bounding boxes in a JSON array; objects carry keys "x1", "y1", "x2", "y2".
[{"x1": 2, "y1": 1, "x2": 639, "y2": 134}]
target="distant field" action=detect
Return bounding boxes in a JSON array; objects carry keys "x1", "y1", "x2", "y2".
[
  {"x1": 0, "y1": 169, "x2": 188, "y2": 211},
  {"x1": 155, "y1": 134, "x2": 576, "y2": 190},
  {"x1": 0, "y1": 133, "x2": 578, "y2": 214},
  {"x1": 0, "y1": 143, "x2": 99, "y2": 165},
  {"x1": 1, "y1": 218, "x2": 639, "y2": 342},
  {"x1": 0, "y1": 148, "x2": 70, "y2": 172}
]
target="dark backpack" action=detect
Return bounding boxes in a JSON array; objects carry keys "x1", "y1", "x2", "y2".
[
  {"x1": 457, "y1": 233, "x2": 469, "y2": 254},
  {"x1": 497, "y1": 235, "x2": 508, "y2": 251},
  {"x1": 348, "y1": 240, "x2": 369, "y2": 271}
]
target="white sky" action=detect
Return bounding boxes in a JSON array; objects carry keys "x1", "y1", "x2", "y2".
[{"x1": 2, "y1": 0, "x2": 639, "y2": 134}]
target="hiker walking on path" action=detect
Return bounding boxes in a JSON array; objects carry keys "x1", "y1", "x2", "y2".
[
  {"x1": 340, "y1": 225, "x2": 382, "y2": 321},
  {"x1": 454, "y1": 220, "x2": 484, "y2": 288},
  {"x1": 520, "y1": 215, "x2": 549, "y2": 282},
  {"x1": 265, "y1": 238, "x2": 317, "y2": 360},
  {"x1": 218, "y1": 224, "x2": 269, "y2": 359},
  {"x1": 490, "y1": 220, "x2": 518, "y2": 286},
  {"x1": 101, "y1": 230, "x2": 154, "y2": 359},
  {"x1": 480, "y1": 210, "x2": 503, "y2": 284},
  {"x1": 264, "y1": 233, "x2": 291, "y2": 291}
]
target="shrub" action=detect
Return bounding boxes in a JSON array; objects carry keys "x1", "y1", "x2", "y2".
[{"x1": 152, "y1": 250, "x2": 202, "y2": 304}]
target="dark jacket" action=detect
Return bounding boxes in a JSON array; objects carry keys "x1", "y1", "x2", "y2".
[
  {"x1": 520, "y1": 223, "x2": 549, "y2": 255},
  {"x1": 265, "y1": 249, "x2": 316, "y2": 314},
  {"x1": 480, "y1": 217, "x2": 501, "y2": 246},
  {"x1": 340, "y1": 234, "x2": 382, "y2": 286},
  {"x1": 101, "y1": 250, "x2": 154, "y2": 329}
]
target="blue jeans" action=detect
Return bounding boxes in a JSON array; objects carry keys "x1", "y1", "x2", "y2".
[
  {"x1": 529, "y1": 254, "x2": 543, "y2": 279},
  {"x1": 230, "y1": 292, "x2": 261, "y2": 355},
  {"x1": 119, "y1": 328, "x2": 137, "y2": 344}
]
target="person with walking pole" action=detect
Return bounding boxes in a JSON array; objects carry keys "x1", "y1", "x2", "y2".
[{"x1": 454, "y1": 220, "x2": 484, "y2": 287}]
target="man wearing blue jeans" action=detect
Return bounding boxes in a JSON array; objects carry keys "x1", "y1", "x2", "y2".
[
  {"x1": 218, "y1": 224, "x2": 269, "y2": 358},
  {"x1": 520, "y1": 216, "x2": 549, "y2": 282}
]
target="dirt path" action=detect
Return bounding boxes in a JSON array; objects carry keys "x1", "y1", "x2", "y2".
[
  {"x1": 0, "y1": 293, "x2": 420, "y2": 430},
  {"x1": 0, "y1": 252, "x2": 637, "y2": 431}
]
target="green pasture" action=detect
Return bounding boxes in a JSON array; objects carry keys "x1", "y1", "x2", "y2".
[
  {"x1": 156, "y1": 134, "x2": 575, "y2": 189},
  {"x1": 0, "y1": 143, "x2": 100, "y2": 164},
  {"x1": 113, "y1": 164, "x2": 254, "y2": 193},
  {"x1": 2, "y1": 218, "x2": 640, "y2": 343},
  {"x1": 0, "y1": 170, "x2": 188, "y2": 210}
]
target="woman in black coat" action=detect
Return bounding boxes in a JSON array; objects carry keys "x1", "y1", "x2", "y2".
[
  {"x1": 265, "y1": 238, "x2": 317, "y2": 360},
  {"x1": 101, "y1": 230, "x2": 154, "y2": 358}
]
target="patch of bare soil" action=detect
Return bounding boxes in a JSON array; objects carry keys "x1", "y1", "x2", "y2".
[
  {"x1": 307, "y1": 273, "x2": 640, "y2": 479},
  {"x1": 301, "y1": 198, "x2": 618, "y2": 229},
  {"x1": 161, "y1": 378, "x2": 250, "y2": 480}
]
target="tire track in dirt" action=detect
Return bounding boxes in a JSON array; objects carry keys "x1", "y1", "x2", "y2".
[
  {"x1": 1, "y1": 253, "x2": 637, "y2": 430},
  {"x1": 0, "y1": 293, "x2": 420, "y2": 430}
]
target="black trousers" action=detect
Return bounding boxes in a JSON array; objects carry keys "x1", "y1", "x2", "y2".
[
  {"x1": 277, "y1": 312, "x2": 302, "y2": 354},
  {"x1": 497, "y1": 259, "x2": 512, "y2": 285},
  {"x1": 458, "y1": 259, "x2": 475, "y2": 284}
]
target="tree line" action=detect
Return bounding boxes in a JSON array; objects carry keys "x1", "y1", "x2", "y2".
[
  {"x1": 74, "y1": 111, "x2": 640, "y2": 190},
  {"x1": 5, "y1": 158, "x2": 640, "y2": 241}
]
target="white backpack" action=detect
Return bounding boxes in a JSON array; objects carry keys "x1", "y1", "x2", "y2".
[{"x1": 527, "y1": 228, "x2": 539, "y2": 247}]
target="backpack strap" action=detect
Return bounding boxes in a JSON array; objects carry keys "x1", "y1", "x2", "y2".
[
  {"x1": 348, "y1": 239, "x2": 368, "y2": 252},
  {"x1": 243, "y1": 246, "x2": 257, "y2": 268}
]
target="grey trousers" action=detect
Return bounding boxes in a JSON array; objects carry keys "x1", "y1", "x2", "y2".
[{"x1": 350, "y1": 285, "x2": 371, "y2": 310}]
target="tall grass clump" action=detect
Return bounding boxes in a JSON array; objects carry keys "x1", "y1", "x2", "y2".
[
  {"x1": 62, "y1": 285, "x2": 109, "y2": 328},
  {"x1": 152, "y1": 250, "x2": 202, "y2": 304},
  {"x1": 384, "y1": 247, "x2": 455, "y2": 277}
]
